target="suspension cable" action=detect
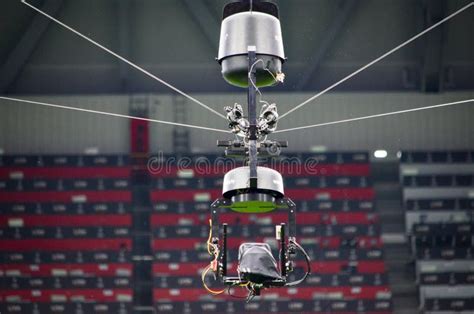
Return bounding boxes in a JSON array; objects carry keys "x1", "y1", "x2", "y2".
[
  {"x1": 21, "y1": 0, "x2": 226, "y2": 120},
  {"x1": 278, "y1": 2, "x2": 474, "y2": 120},
  {"x1": 0, "y1": 96, "x2": 229, "y2": 134},
  {"x1": 274, "y1": 99, "x2": 474, "y2": 134}
]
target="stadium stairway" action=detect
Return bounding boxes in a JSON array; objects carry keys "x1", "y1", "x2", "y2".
[{"x1": 372, "y1": 160, "x2": 418, "y2": 314}]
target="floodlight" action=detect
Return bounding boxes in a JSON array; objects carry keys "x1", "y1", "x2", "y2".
[{"x1": 374, "y1": 149, "x2": 388, "y2": 158}]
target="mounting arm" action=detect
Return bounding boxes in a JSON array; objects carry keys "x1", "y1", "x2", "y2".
[{"x1": 247, "y1": 46, "x2": 258, "y2": 189}]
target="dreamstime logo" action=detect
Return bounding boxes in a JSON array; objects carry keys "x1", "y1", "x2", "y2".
[
  {"x1": 147, "y1": 151, "x2": 322, "y2": 176},
  {"x1": 147, "y1": 152, "x2": 238, "y2": 176}
]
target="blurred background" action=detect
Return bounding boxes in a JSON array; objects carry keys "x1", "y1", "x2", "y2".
[{"x1": 0, "y1": 0, "x2": 473, "y2": 313}]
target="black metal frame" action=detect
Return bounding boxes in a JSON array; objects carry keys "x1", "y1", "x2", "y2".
[{"x1": 209, "y1": 197, "x2": 297, "y2": 294}]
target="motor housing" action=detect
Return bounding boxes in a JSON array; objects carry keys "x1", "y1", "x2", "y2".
[
  {"x1": 217, "y1": 1, "x2": 285, "y2": 88},
  {"x1": 222, "y1": 166, "x2": 284, "y2": 212}
]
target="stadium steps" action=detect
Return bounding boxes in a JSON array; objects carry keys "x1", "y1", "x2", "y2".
[
  {"x1": 372, "y1": 160, "x2": 418, "y2": 314},
  {"x1": 131, "y1": 176, "x2": 154, "y2": 311}
]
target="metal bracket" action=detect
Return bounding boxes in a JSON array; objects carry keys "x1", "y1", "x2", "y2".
[
  {"x1": 221, "y1": 223, "x2": 228, "y2": 278},
  {"x1": 210, "y1": 199, "x2": 221, "y2": 246},
  {"x1": 287, "y1": 198, "x2": 297, "y2": 241},
  {"x1": 279, "y1": 223, "x2": 287, "y2": 278},
  {"x1": 247, "y1": 47, "x2": 258, "y2": 189}
]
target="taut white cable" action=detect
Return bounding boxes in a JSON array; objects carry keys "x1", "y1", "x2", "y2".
[
  {"x1": 21, "y1": 0, "x2": 226, "y2": 120},
  {"x1": 0, "y1": 96, "x2": 230, "y2": 134},
  {"x1": 274, "y1": 99, "x2": 474, "y2": 133},
  {"x1": 279, "y1": 2, "x2": 474, "y2": 120}
]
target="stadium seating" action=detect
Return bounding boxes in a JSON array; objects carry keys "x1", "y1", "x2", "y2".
[
  {"x1": 400, "y1": 151, "x2": 474, "y2": 313},
  {"x1": 150, "y1": 152, "x2": 393, "y2": 313},
  {"x1": 0, "y1": 152, "x2": 396, "y2": 313},
  {"x1": 0, "y1": 155, "x2": 133, "y2": 313}
]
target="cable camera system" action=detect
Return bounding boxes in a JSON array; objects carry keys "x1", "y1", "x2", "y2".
[
  {"x1": 202, "y1": 0, "x2": 311, "y2": 300},
  {"x1": 6, "y1": 0, "x2": 473, "y2": 306}
]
